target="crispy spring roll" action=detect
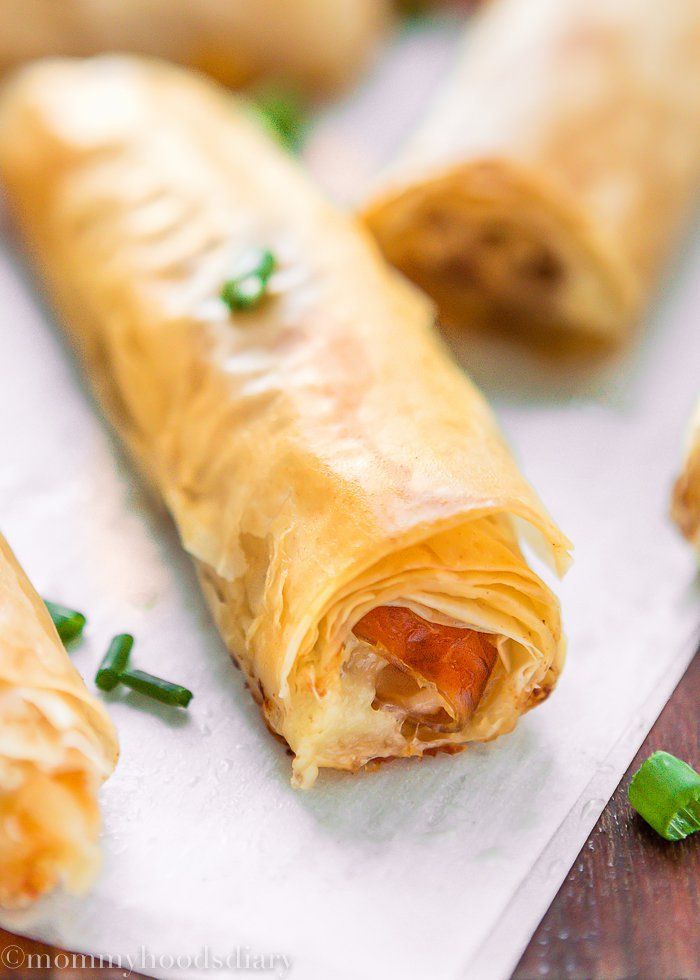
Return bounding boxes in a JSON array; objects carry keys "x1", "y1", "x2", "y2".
[
  {"x1": 0, "y1": 0, "x2": 391, "y2": 96},
  {"x1": 363, "y1": 0, "x2": 700, "y2": 347},
  {"x1": 0, "y1": 57, "x2": 570, "y2": 788},
  {"x1": 672, "y1": 400, "x2": 700, "y2": 552},
  {"x1": 0, "y1": 535, "x2": 118, "y2": 908}
]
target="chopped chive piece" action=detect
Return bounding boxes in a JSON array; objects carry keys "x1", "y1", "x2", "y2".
[
  {"x1": 220, "y1": 247, "x2": 277, "y2": 313},
  {"x1": 120, "y1": 668, "x2": 193, "y2": 708},
  {"x1": 251, "y1": 89, "x2": 307, "y2": 154},
  {"x1": 628, "y1": 751, "x2": 700, "y2": 841},
  {"x1": 95, "y1": 634, "x2": 134, "y2": 692},
  {"x1": 222, "y1": 274, "x2": 265, "y2": 310},
  {"x1": 44, "y1": 600, "x2": 86, "y2": 644},
  {"x1": 227, "y1": 246, "x2": 276, "y2": 284},
  {"x1": 250, "y1": 248, "x2": 276, "y2": 282}
]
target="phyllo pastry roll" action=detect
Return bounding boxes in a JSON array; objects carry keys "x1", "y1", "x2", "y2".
[
  {"x1": 672, "y1": 400, "x2": 700, "y2": 552},
  {"x1": 0, "y1": 56, "x2": 570, "y2": 788},
  {"x1": 0, "y1": 0, "x2": 390, "y2": 96},
  {"x1": 0, "y1": 535, "x2": 118, "y2": 908},
  {"x1": 363, "y1": 0, "x2": 700, "y2": 348}
]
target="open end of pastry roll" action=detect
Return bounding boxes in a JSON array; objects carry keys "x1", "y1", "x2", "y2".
[
  {"x1": 206, "y1": 515, "x2": 564, "y2": 789},
  {"x1": 282, "y1": 519, "x2": 562, "y2": 788},
  {"x1": 0, "y1": 537, "x2": 118, "y2": 907},
  {"x1": 0, "y1": 56, "x2": 569, "y2": 789},
  {"x1": 363, "y1": 162, "x2": 635, "y2": 348},
  {"x1": 362, "y1": 0, "x2": 700, "y2": 349},
  {"x1": 0, "y1": 759, "x2": 101, "y2": 908}
]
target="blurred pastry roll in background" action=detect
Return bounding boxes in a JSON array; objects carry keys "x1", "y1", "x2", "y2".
[
  {"x1": 0, "y1": 0, "x2": 391, "y2": 96},
  {"x1": 0, "y1": 57, "x2": 570, "y2": 788},
  {"x1": 363, "y1": 0, "x2": 700, "y2": 348},
  {"x1": 672, "y1": 400, "x2": 700, "y2": 552},
  {"x1": 0, "y1": 535, "x2": 118, "y2": 908}
]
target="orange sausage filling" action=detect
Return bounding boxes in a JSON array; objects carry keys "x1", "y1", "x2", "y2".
[{"x1": 352, "y1": 606, "x2": 498, "y2": 731}]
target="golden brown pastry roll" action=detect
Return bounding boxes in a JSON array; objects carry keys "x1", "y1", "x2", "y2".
[
  {"x1": 0, "y1": 0, "x2": 390, "y2": 95},
  {"x1": 0, "y1": 56, "x2": 570, "y2": 788},
  {"x1": 363, "y1": 0, "x2": 700, "y2": 347},
  {"x1": 672, "y1": 400, "x2": 700, "y2": 551},
  {"x1": 0, "y1": 535, "x2": 118, "y2": 908}
]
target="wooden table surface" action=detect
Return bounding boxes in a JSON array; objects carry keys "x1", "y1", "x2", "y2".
[
  {"x1": 1, "y1": 652, "x2": 698, "y2": 980},
  {"x1": 514, "y1": 649, "x2": 699, "y2": 979}
]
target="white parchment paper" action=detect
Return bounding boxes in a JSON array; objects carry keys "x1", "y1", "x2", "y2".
[{"x1": 0, "y1": 18, "x2": 698, "y2": 980}]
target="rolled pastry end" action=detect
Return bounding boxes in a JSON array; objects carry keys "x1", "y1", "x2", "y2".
[
  {"x1": 0, "y1": 763, "x2": 102, "y2": 908},
  {"x1": 256, "y1": 519, "x2": 565, "y2": 789},
  {"x1": 672, "y1": 405, "x2": 700, "y2": 551},
  {"x1": 0, "y1": 535, "x2": 118, "y2": 908},
  {"x1": 363, "y1": 160, "x2": 636, "y2": 349}
]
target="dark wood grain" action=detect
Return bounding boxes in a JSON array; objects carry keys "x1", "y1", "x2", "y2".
[
  {"x1": 1, "y1": 653, "x2": 697, "y2": 980},
  {"x1": 515, "y1": 650, "x2": 699, "y2": 980}
]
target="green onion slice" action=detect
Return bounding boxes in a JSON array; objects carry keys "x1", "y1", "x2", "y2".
[
  {"x1": 95, "y1": 634, "x2": 134, "y2": 692},
  {"x1": 120, "y1": 668, "x2": 193, "y2": 708},
  {"x1": 251, "y1": 88, "x2": 307, "y2": 154},
  {"x1": 44, "y1": 600, "x2": 86, "y2": 645},
  {"x1": 220, "y1": 248, "x2": 277, "y2": 312},
  {"x1": 628, "y1": 751, "x2": 700, "y2": 841}
]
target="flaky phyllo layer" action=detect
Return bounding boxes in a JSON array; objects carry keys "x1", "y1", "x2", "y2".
[
  {"x1": 0, "y1": 57, "x2": 569, "y2": 790},
  {"x1": 263, "y1": 517, "x2": 562, "y2": 788},
  {"x1": 0, "y1": 538, "x2": 118, "y2": 907},
  {"x1": 201, "y1": 513, "x2": 564, "y2": 789}
]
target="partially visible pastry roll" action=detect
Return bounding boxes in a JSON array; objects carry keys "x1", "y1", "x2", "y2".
[
  {"x1": 0, "y1": 57, "x2": 570, "y2": 789},
  {"x1": 363, "y1": 0, "x2": 700, "y2": 347},
  {"x1": 0, "y1": 0, "x2": 391, "y2": 96},
  {"x1": 0, "y1": 535, "x2": 118, "y2": 908},
  {"x1": 672, "y1": 400, "x2": 700, "y2": 552}
]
